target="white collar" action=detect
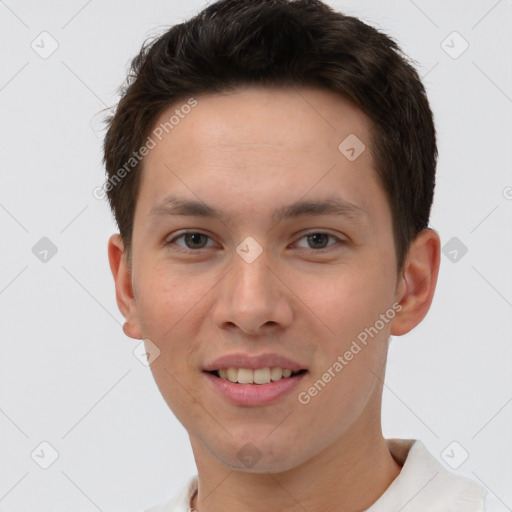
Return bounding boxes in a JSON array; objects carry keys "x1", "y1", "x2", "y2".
[{"x1": 366, "y1": 439, "x2": 486, "y2": 511}]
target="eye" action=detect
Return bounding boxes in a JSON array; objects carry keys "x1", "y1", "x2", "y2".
[
  {"x1": 294, "y1": 232, "x2": 342, "y2": 250},
  {"x1": 166, "y1": 232, "x2": 216, "y2": 250},
  {"x1": 165, "y1": 231, "x2": 345, "y2": 252}
]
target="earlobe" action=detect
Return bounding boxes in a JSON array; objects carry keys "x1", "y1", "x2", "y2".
[
  {"x1": 390, "y1": 229, "x2": 441, "y2": 336},
  {"x1": 107, "y1": 234, "x2": 143, "y2": 340}
]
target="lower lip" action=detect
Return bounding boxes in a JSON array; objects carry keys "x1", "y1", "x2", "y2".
[{"x1": 204, "y1": 371, "x2": 307, "y2": 407}]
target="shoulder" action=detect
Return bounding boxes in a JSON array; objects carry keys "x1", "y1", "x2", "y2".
[{"x1": 368, "y1": 439, "x2": 489, "y2": 511}]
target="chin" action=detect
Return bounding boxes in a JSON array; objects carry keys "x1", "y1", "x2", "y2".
[
  {"x1": 208, "y1": 436, "x2": 307, "y2": 474},
  {"x1": 220, "y1": 453, "x2": 302, "y2": 474}
]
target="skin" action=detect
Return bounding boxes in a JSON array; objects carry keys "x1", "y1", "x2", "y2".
[{"x1": 108, "y1": 85, "x2": 440, "y2": 512}]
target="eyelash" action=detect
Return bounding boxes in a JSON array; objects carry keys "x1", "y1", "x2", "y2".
[{"x1": 164, "y1": 231, "x2": 346, "y2": 253}]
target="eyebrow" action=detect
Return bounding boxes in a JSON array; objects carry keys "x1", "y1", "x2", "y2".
[{"x1": 148, "y1": 195, "x2": 367, "y2": 223}]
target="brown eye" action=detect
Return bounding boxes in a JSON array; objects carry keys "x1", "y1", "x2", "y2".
[
  {"x1": 166, "y1": 232, "x2": 214, "y2": 250},
  {"x1": 306, "y1": 233, "x2": 330, "y2": 249},
  {"x1": 295, "y1": 232, "x2": 340, "y2": 250},
  {"x1": 183, "y1": 233, "x2": 209, "y2": 249}
]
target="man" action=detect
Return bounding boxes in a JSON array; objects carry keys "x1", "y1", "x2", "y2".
[{"x1": 104, "y1": 0, "x2": 488, "y2": 510}]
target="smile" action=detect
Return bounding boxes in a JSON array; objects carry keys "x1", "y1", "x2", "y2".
[{"x1": 209, "y1": 367, "x2": 307, "y2": 385}]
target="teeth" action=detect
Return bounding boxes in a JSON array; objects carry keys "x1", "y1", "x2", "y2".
[
  {"x1": 254, "y1": 368, "x2": 270, "y2": 384},
  {"x1": 237, "y1": 368, "x2": 253, "y2": 384},
  {"x1": 270, "y1": 367, "x2": 283, "y2": 381},
  {"x1": 216, "y1": 367, "x2": 299, "y2": 384},
  {"x1": 227, "y1": 367, "x2": 238, "y2": 383}
]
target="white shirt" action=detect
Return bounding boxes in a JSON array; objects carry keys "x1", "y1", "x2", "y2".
[{"x1": 141, "y1": 439, "x2": 490, "y2": 512}]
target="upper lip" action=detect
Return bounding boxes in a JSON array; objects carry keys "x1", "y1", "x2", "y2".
[{"x1": 203, "y1": 353, "x2": 307, "y2": 372}]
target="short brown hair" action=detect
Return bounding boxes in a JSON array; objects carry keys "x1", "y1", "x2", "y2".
[{"x1": 103, "y1": 0, "x2": 437, "y2": 270}]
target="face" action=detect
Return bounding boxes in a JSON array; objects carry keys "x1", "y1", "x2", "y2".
[{"x1": 119, "y1": 86, "x2": 404, "y2": 473}]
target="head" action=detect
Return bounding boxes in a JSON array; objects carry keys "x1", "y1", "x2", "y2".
[{"x1": 105, "y1": 0, "x2": 440, "y2": 473}]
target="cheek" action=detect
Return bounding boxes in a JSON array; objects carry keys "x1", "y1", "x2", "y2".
[
  {"x1": 134, "y1": 259, "x2": 208, "y2": 339},
  {"x1": 306, "y1": 264, "x2": 395, "y2": 343},
  {"x1": 134, "y1": 266, "x2": 210, "y2": 422},
  {"x1": 147, "y1": 358, "x2": 212, "y2": 441},
  {"x1": 301, "y1": 255, "x2": 395, "y2": 408}
]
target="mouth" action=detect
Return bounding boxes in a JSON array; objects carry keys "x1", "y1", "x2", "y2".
[
  {"x1": 207, "y1": 367, "x2": 308, "y2": 385},
  {"x1": 202, "y1": 353, "x2": 309, "y2": 405}
]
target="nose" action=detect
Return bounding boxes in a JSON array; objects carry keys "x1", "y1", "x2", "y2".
[{"x1": 212, "y1": 250, "x2": 293, "y2": 336}]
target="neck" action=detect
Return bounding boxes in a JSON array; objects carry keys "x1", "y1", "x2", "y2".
[{"x1": 189, "y1": 424, "x2": 401, "y2": 512}]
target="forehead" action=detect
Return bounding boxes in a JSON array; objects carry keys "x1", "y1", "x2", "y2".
[
  {"x1": 135, "y1": 85, "x2": 385, "y2": 225},
  {"x1": 148, "y1": 85, "x2": 372, "y2": 155}
]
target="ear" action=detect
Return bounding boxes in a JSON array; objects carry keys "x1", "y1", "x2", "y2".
[
  {"x1": 108, "y1": 234, "x2": 143, "y2": 339},
  {"x1": 390, "y1": 228, "x2": 441, "y2": 336}
]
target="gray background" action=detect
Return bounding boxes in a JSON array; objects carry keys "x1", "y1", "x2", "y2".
[{"x1": 0, "y1": 0, "x2": 511, "y2": 511}]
